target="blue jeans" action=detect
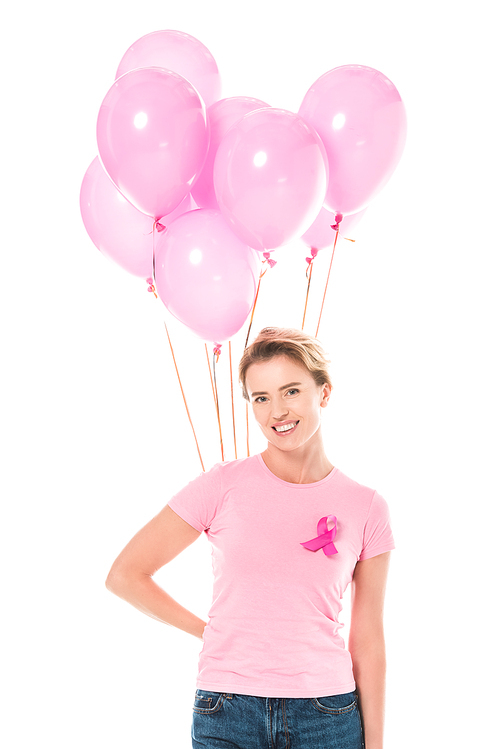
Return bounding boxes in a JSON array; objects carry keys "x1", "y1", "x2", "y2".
[{"x1": 192, "y1": 690, "x2": 364, "y2": 749}]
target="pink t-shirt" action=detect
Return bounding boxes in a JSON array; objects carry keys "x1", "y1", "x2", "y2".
[{"x1": 168, "y1": 454, "x2": 395, "y2": 698}]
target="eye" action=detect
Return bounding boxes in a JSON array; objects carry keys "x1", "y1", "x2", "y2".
[
  {"x1": 286, "y1": 389, "x2": 299, "y2": 396},
  {"x1": 254, "y1": 396, "x2": 268, "y2": 403}
]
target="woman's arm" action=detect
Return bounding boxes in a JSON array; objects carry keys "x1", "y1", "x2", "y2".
[
  {"x1": 348, "y1": 551, "x2": 391, "y2": 749},
  {"x1": 105, "y1": 505, "x2": 207, "y2": 640}
]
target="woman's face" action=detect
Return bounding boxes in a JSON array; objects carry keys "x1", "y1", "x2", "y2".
[{"x1": 245, "y1": 355, "x2": 331, "y2": 453}]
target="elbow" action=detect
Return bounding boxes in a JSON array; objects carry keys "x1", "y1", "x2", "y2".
[
  {"x1": 105, "y1": 568, "x2": 120, "y2": 594},
  {"x1": 105, "y1": 560, "x2": 128, "y2": 595},
  {"x1": 350, "y1": 640, "x2": 386, "y2": 666},
  {"x1": 349, "y1": 624, "x2": 386, "y2": 660},
  {"x1": 105, "y1": 562, "x2": 150, "y2": 596}
]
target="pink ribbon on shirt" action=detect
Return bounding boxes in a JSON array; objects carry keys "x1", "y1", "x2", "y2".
[{"x1": 300, "y1": 515, "x2": 338, "y2": 556}]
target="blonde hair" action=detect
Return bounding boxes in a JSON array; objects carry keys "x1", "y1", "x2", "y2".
[{"x1": 238, "y1": 327, "x2": 332, "y2": 402}]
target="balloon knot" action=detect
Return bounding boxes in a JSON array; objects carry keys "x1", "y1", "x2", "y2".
[
  {"x1": 306, "y1": 247, "x2": 319, "y2": 264},
  {"x1": 330, "y1": 213, "x2": 343, "y2": 232},
  {"x1": 263, "y1": 251, "x2": 277, "y2": 268},
  {"x1": 146, "y1": 277, "x2": 158, "y2": 298},
  {"x1": 213, "y1": 342, "x2": 222, "y2": 362},
  {"x1": 155, "y1": 220, "x2": 167, "y2": 232}
]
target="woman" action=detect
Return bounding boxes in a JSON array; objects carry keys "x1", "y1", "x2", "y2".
[{"x1": 106, "y1": 327, "x2": 394, "y2": 749}]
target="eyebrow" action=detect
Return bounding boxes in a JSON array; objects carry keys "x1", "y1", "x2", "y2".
[{"x1": 250, "y1": 382, "x2": 302, "y2": 397}]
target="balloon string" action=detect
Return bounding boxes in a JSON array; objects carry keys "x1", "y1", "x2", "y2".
[
  {"x1": 205, "y1": 343, "x2": 225, "y2": 461},
  {"x1": 302, "y1": 248, "x2": 319, "y2": 330},
  {"x1": 243, "y1": 253, "x2": 276, "y2": 455},
  {"x1": 205, "y1": 343, "x2": 222, "y2": 459},
  {"x1": 205, "y1": 344, "x2": 217, "y2": 403},
  {"x1": 147, "y1": 220, "x2": 159, "y2": 297},
  {"x1": 246, "y1": 401, "x2": 250, "y2": 458},
  {"x1": 164, "y1": 322, "x2": 205, "y2": 472},
  {"x1": 212, "y1": 348, "x2": 225, "y2": 462},
  {"x1": 245, "y1": 258, "x2": 272, "y2": 349},
  {"x1": 244, "y1": 270, "x2": 265, "y2": 348},
  {"x1": 315, "y1": 228, "x2": 340, "y2": 338},
  {"x1": 229, "y1": 340, "x2": 238, "y2": 460}
]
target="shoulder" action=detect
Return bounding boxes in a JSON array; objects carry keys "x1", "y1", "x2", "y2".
[
  {"x1": 332, "y1": 469, "x2": 391, "y2": 523},
  {"x1": 333, "y1": 467, "x2": 380, "y2": 503},
  {"x1": 173, "y1": 455, "x2": 257, "y2": 486},
  {"x1": 168, "y1": 456, "x2": 261, "y2": 531},
  {"x1": 177, "y1": 455, "x2": 260, "y2": 492},
  {"x1": 211, "y1": 454, "x2": 262, "y2": 482}
]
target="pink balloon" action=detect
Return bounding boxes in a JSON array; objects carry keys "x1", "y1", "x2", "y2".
[
  {"x1": 116, "y1": 30, "x2": 221, "y2": 108},
  {"x1": 301, "y1": 206, "x2": 367, "y2": 250},
  {"x1": 154, "y1": 209, "x2": 259, "y2": 342},
  {"x1": 191, "y1": 96, "x2": 270, "y2": 210},
  {"x1": 213, "y1": 108, "x2": 328, "y2": 251},
  {"x1": 299, "y1": 65, "x2": 406, "y2": 216},
  {"x1": 80, "y1": 157, "x2": 194, "y2": 278},
  {"x1": 97, "y1": 67, "x2": 209, "y2": 219}
]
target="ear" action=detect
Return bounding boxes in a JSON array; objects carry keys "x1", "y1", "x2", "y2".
[{"x1": 320, "y1": 382, "x2": 332, "y2": 407}]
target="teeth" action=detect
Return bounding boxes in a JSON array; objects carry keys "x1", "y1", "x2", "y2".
[{"x1": 275, "y1": 422, "x2": 297, "y2": 432}]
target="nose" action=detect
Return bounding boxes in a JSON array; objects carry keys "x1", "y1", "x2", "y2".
[{"x1": 271, "y1": 401, "x2": 289, "y2": 421}]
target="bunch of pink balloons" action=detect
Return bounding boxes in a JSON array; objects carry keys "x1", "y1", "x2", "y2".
[{"x1": 80, "y1": 30, "x2": 406, "y2": 342}]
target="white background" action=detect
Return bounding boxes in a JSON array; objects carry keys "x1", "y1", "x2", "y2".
[{"x1": 2, "y1": 1, "x2": 498, "y2": 747}]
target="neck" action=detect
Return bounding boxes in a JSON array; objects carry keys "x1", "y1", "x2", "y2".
[{"x1": 261, "y1": 430, "x2": 334, "y2": 484}]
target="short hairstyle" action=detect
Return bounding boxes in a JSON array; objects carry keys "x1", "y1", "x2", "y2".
[{"x1": 238, "y1": 327, "x2": 332, "y2": 402}]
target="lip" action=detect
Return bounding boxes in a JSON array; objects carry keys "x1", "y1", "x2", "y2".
[{"x1": 271, "y1": 420, "x2": 299, "y2": 436}]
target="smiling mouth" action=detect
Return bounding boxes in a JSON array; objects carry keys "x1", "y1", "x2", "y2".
[{"x1": 272, "y1": 421, "x2": 299, "y2": 433}]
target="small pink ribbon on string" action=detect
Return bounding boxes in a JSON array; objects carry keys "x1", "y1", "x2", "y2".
[
  {"x1": 213, "y1": 342, "x2": 222, "y2": 362},
  {"x1": 329, "y1": 213, "x2": 355, "y2": 243},
  {"x1": 146, "y1": 277, "x2": 157, "y2": 298},
  {"x1": 305, "y1": 247, "x2": 319, "y2": 279},
  {"x1": 300, "y1": 515, "x2": 338, "y2": 556},
  {"x1": 305, "y1": 247, "x2": 319, "y2": 266},
  {"x1": 263, "y1": 252, "x2": 277, "y2": 268},
  {"x1": 147, "y1": 221, "x2": 167, "y2": 236},
  {"x1": 330, "y1": 213, "x2": 343, "y2": 232}
]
